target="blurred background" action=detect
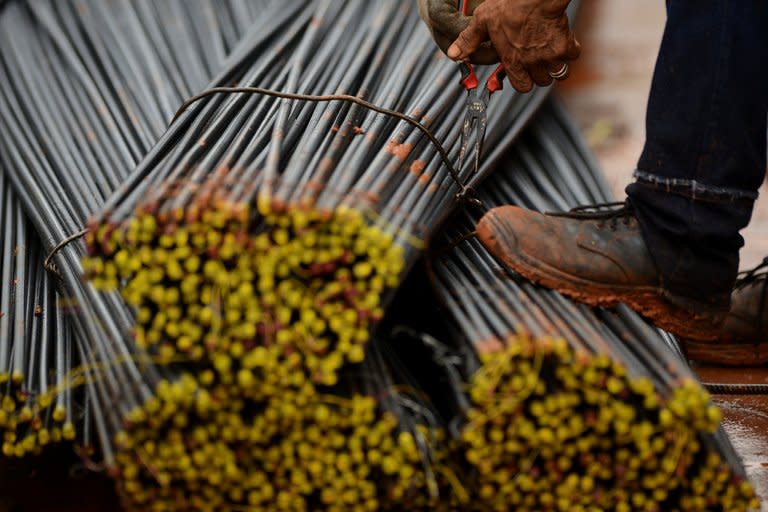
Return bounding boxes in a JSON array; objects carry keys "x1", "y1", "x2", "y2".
[{"x1": 561, "y1": 0, "x2": 768, "y2": 271}]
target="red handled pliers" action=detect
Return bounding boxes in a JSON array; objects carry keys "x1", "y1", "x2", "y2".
[{"x1": 456, "y1": 1, "x2": 507, "y2": 180}]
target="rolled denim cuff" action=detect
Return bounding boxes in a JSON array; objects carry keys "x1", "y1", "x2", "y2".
[{"x1": 633, "y1": 169, "x2": 759, "y2": 204}]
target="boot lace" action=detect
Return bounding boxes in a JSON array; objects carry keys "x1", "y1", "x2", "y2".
[
  {"x1": 547, "y1": 201, "x2": 635, "y2": 231},
  {"x1": 735, "y1": 256, "x2": 768, "y2": 290},
  {"x1": 734, "y1": 256, "x2": 768, "y2": 337}
]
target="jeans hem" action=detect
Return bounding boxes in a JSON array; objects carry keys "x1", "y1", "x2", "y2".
[{"x1": 633, "y1": 169, "x2": 759, "y2": 203}]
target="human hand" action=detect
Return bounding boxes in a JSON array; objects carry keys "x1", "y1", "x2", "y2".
[
  {"x1": 447, "y1": 0, "x2": 580, "y2": 93},
  {"x1": 417, "y1": 0, "x2": 500, "y2": 65}
]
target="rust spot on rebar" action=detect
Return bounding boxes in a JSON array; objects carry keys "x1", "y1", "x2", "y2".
[
  {"x1": 271, "y1": 198, "x2": 286, "y2": 214},
  {"x1": 34, "y1": 305, "x2": 43, "y2": 316},
  {"x1": 418, "y1": 173, "x2": 432, "y2": 186},
  {"x1": 386, "y1": 140, "x2": 413, "y2": 161},
  {"x1": 319, "y1": 157, "x2": 334, "y2": 174},
  {"x1": 306, "y1": 179, "x2": 324, "y2": 192},
  {"x1": 409, "y1": 160, "x2": 426, "y2": 176},
  {"x1": 185, "y1": 204, "x2": 201, "y2": 225},
  {"x1": 353, "y1": 126, "x2": 366, "y2": 136},
  {"x1": 574, "y1": 351, "x2": 592, "y2": 366},
  {"x1": 331, "y1": 125, "x2": 340, "y2": 133},
  {"x1": 475, "y1": 336, "x2": 504, "y2": 355},
  {"x1": 427, "y1": 183, "x2": 439, "y2": 194}
]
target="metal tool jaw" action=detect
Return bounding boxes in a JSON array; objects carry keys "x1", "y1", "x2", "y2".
[{"x1": 456, "y1": 63, "x2": 506, "y2": 182}]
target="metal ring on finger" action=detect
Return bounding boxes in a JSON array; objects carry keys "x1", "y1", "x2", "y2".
[{"x1": 548, "y1": 63, "x2": 569, "y2": 80}]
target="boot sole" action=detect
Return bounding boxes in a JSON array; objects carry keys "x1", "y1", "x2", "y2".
[
  {"x1": 488, "y1": 246, "x2": 722, "y2": 342},
  {"x1": 683, "y1": 340, "x2": 768, "y2": 366}
]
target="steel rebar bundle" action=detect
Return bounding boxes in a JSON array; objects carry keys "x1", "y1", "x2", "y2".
[
  {"x1": 73, "y1": 2, "x2": 561, "y2": 508},
  {"x1": 427, "y1": 100, "x2": 759, "y2": 511},
  {"x1": 0, "y1": 173, "x2": 79, "y2": 459},
  {"x1": 1, "y1": 1, "x2": 553, "y2": 509},
  {"x1": 0, "y1": 0, "x2": 272, "y2": 463},
  {"x1": 82, "y1": 0, "x2": 551, "y2": 387},
  {"x1": 66, "y1": 0, "x2": 547, "y2": 496}
]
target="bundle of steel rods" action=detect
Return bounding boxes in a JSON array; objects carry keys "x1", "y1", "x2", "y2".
[
  {"x1": 1, "y1": 1, "x2": 549, "y2": 509},
  {"x1": 82, "y1": 0, "x2": 550, "y2": 388},
  {"x1": 0, "y1": 0, "x2": 271, "y2": 462},
  {"x1": 0, "y1": 173, "x2": 79, "y2": 459},
  {"x1": 73, "y1": 2, "x2": 558, "y2": 508},
  {"x1": 425, "y1": 100, "x2": 759, "y2": 511},
  {"x1": 105, "y1": 332, "x2": 465, "y2": 511}
]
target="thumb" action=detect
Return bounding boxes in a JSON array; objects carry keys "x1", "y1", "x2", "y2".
[{"x1": 447, "y1": 16, "x2": 487, "y2": 61}]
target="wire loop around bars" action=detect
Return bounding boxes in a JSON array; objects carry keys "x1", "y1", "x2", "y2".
[
  {"x1": 171, "y1": 86, "x2": 475, "y2": 201},
  {"x1": 44, "y1": 229, "x2": 89, "y2": 275}
]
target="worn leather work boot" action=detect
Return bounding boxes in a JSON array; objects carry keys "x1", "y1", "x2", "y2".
[
  {"x1": 476, "y1": 202, "x2": 728, "y2": 341},
  {"x1": 683, "y1": 258, "x2": 768, "y2": 365}
]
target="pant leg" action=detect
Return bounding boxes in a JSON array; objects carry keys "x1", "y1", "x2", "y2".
[{"x1": 626, "y1": 0, "x2": 768, "y2": 312}]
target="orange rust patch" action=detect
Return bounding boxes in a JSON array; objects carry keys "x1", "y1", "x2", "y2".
[
  {"x1": 409, "y1": 160, "x2": 426, "y2": 176},
  {"x1": 305, "y1": 179, "x2": 324, "y2": 192},
  {"x1": 386, "y1": 140, "x2": 413, "y2": 161},
  {"x1": 319, "y1": 157, "x2": 334, "y2": 173},
  {"x1": 475, "y1": 337, "x2": 504, "y2": 355},
  {"x1": 418, "y1": 173, "x2": 432, "y2": 186},
  {"x1": 353, "y1": 126, "x2": 366, "y2": 136}
]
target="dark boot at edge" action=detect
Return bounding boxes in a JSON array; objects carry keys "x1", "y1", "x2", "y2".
[{"x1": 684, "y1": 258, "x2": 768, "y2": 366}]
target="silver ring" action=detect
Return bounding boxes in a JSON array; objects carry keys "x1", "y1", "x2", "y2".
[{"x1": 548, "y1": 63, "x2": 569, "y2": 80}]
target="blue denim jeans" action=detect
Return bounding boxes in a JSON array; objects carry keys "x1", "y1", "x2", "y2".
[{"x1": 625, "y1": 0, "x2": 768, "y2": 311}]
